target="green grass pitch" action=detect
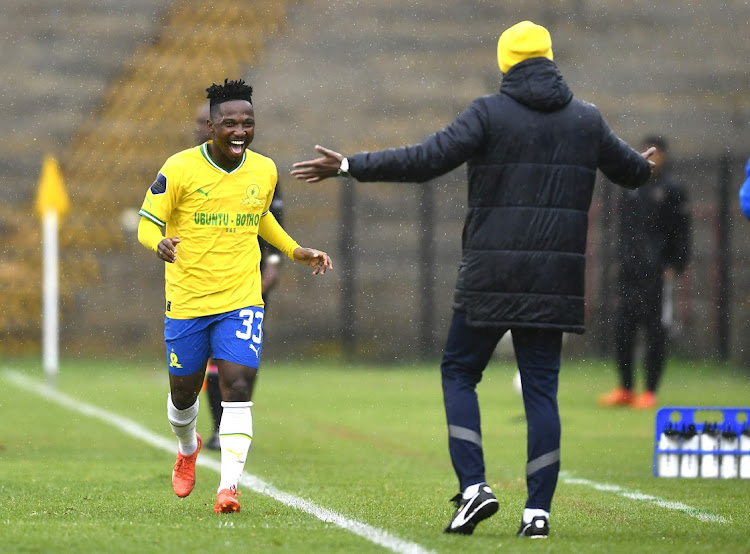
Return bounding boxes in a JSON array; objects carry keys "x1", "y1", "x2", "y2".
[{"x1": 1, "y1": 356, "x2": 748, "y2": 553}]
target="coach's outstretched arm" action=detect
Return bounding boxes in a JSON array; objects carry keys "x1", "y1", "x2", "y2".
[{"x1": 291, "y1": 144, "x2": 657, "y2": 184}]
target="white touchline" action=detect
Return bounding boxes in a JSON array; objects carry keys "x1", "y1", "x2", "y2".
[
  {"x1": 4, "y1": 370, "x2": 434, "y2": 554},
  {"x1": 559, "y1": 471, "x2": 728, "y2": 523}
]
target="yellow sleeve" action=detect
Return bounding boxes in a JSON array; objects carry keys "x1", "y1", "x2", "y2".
[
  {"x1": 258, "y1": 212, "x2": 300, "y2": 260},
  {"x1": 137, "y1": 216, "x2": 164, "y2": 253}
]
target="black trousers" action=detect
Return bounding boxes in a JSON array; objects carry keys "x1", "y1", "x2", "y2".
[
  {"x1": 441, "y1": 310, "x2": 562, "y2": 511},
  {"x1": 614, "y1": 279, "x2": 666, "y2": 392}
]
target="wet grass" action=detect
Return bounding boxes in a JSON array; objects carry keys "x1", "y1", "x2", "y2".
[{"x1": 1, "y1": 356, "x2": 748, "y2": 553}]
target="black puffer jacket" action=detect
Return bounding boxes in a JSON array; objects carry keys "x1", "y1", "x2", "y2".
[{"x1": 349, "y1": 58, "x2": 651, "y2": 333}]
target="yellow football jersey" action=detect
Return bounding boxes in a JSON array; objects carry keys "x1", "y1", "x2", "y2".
[{"x1": 139, "y1": 143, "x2": 278, "y2": 318}]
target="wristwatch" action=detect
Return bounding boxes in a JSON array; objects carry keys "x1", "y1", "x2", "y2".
[{"x1": 337, "y1": 157, "x2": 350, "y2": 176}]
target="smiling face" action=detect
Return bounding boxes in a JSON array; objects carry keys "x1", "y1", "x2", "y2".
[{"x1": 206, "y1": 99, "x2": 255, "y2": 171}]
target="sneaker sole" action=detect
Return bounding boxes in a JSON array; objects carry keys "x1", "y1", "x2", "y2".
[
  {"x1": 519, "y1": 527, "x2": 549, "y2": 539},
  {"x1": 518, "y1": 520, "x2": 549, "y2": 538},
  {"x1": 471, "y1": 499, "x2": 499, "y2": 525},
  {"x1": 445, "y1": 498, "x2": 499, "y2": 534}
]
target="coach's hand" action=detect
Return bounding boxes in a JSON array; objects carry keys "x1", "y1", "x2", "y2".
[
  {"x1": 291, "y1": 145, "x2": 345, "y2": 182},
  {"x1": 641, "y1": 146, "x2": 657, "y2": 169},
  {"x1": 293, "y1": 247, "x2": 333, "y2": 275}
]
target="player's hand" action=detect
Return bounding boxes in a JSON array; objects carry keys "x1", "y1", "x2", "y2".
[
  {"x1": 293, "y1": 247, "x2": 333, "y2": 275},
  {"x1": 157, "y1": 237, "x2": 180, "y2": 263},
  {"x1": 290, "y1": 145, "x2": 345, "y2": 182}
]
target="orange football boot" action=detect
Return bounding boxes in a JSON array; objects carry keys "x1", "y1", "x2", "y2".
[
  {"x1": 172, "y1": 434, "x2": 202, "y2": 498},
  {"x1": 597, "y1": 387, "x2": 635, "y2": 407},
  {"x1": 631, "y1": 391, "x2": 657, "y2": 409},
  {"x1": 214, "y1": 486, "x2": 241, "y2": 514}
]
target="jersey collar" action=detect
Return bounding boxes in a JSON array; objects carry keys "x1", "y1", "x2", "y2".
[{"x1": 201, "y1": 142, "x2": 246, "y2": 174}]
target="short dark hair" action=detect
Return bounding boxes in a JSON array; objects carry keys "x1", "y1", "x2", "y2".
[
  {"x1": 642, "y1": 134, "x2": 668, "y2": 153},
  {"x1": 206, "y1": 79, "x2": 253, "y2": 113}
]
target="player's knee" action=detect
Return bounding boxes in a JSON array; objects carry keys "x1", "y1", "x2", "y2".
[
  {"x1": 170, "y1": 388, "x2": 200, "y2": 410},
  {"x1": 222, "y1": 376, "x2": 254, "y2": 401}
]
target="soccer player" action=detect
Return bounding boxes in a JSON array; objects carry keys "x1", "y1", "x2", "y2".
[
  {"x1": 138, "y1": 78, "x2": 332, "y2": 514},
  {"x1": 194, "y1": 101, "x2": 286, "y2": 451},
  {"x1": 292, "y1": 21, "x2": 653, "y2": 537}
]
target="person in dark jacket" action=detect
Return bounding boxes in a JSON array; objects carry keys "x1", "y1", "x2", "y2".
[
  {"x1": 291, "y1": 20, "x2": 654, "y2": 538},
  {"x1": 599, "y1": 136, "x2": 690, "y2": 409}
]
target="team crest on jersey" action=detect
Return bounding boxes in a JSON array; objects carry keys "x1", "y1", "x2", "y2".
[
  {"x1": 241, "y1": 184, "x2": 264, "y2": 207},
  {"x1": 150, "y1": 173, "x2": 167, "y2": 195}
]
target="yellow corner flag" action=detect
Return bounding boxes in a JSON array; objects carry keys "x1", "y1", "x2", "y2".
[{"x1": 35, "y1": 154, "x2": 69, "y2": 220}]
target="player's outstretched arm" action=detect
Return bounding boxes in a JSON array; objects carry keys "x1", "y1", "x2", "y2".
[
  {"x1": 291, "y1": 145, "x2": 345, "y2": 182},
  {"x1": 292, "y1": 247, "x2": 333, "y2": 275}
]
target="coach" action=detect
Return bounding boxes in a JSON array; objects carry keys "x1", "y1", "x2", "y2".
[{"x1": 292, "y1": 20, "x2": 654, "y2": 538}]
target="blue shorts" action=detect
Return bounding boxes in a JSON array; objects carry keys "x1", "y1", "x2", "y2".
[{"x1": 164, "y1": 306, "x2": 265, "y2": 376}]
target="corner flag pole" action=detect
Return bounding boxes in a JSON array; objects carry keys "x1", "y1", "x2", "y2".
[{"x1": 34, "y1": 155, "x2": 69, "y2": 384}]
